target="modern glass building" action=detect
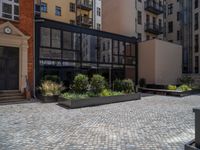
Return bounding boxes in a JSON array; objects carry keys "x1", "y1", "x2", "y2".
[{"x1": 35, "y1": 19, "x2": 138, "y2": 87}]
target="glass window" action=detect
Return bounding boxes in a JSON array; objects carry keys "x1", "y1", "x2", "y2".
[
  {"x1": 40, "y1": 48, "x2": 61, "y2": 60},
  {"x1": 63, "y1": 31, "x2": 72, "y2": 49},
  {"x1": 51, "y1": 29, "x2": 61, "y2": 48},
  {"x1": 0, "y1": 0, "x2": 19, "y2": 21},
  {"x1": 41, "y1": 2, "x2": 47, "y2": 12},
  {"x1": 55, "y1": 6, "x2": 61, "y2": 16},
  {"x1": 41, "y1": 27, "x2": 50, "y2": 47}
]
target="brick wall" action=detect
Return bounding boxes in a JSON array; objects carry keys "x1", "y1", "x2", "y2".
[{"x1": 0, "y1": 0, "x2": 34, "y2": 90}]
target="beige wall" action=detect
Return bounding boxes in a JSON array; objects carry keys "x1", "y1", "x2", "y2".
[
  {"x1": 40, "y1": 0, "x2": 76, "y2": 23},
  {"x1": 138, "y1": 40, "x2": 156, "y2": 84},
  {"x1": 102, "y1": 0, "x2": 135, "y2": 37},
  {"x1": 139, "y1": 39, "x2": 182, "y2": 85},
  {"x1": 102, "y1": 0, "x2": 164, "y2": 40}
]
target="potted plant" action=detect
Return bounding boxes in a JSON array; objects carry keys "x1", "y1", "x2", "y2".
[{"x1": 39, "y1": 80, "x2": 63, "y2": 103}]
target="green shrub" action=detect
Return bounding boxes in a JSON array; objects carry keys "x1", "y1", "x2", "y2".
[
  {"x1": 62, "y1": 92, "x2": 89, "y2": 100},
  {"x1": 122, "y1": 79, "x2": 134, "y2": 93},
  {"x1": 43, "y1": 75, "x2": 60, "y2": 83},
  {"x1": 113, "y1": 79, "x2": 124, "y2": 92},
  {"x1": 178, "y1": 76, "x2": 194, "y2": 86},
  {"x1": 167, "y1": 85, "x2": 177, "y2": 91},
  {"x1": 139, "y1": 78, "x2": 146, "y2": 87},
  {"x1": 100, "y1": 89, "x2": 112, "y2": 97},
  {"x1": 177, "y1": 84, "x2": 192, "y2": 92},
  {"x1": 90, "y1": 74, "x2": 106, "y2": 94},
  {"x1": 72, "y1": 74, "x2": 89, "y2": 94},
  {"x1": 100, "y1": 89, "x2": 125, "y2": 97},
  {"x1": 39, "y1": 80, "x2": 63, "y2": 96}
]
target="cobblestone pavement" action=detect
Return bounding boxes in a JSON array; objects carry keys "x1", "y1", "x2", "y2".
[{"x1": 0, "y1": 94, "x2": 200, "y2": 150}]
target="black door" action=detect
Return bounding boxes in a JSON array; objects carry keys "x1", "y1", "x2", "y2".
[{"x1": 0, "y1": 46, "x2": 19, "y2": 90}]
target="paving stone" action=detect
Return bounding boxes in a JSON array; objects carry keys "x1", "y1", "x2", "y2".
[{"x1": 0, "y1": 94, "x2": 200, "y2": 150}]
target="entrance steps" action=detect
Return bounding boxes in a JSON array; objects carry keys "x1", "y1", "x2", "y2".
[{"x1": 0, "y1": 91, "x2": 28, "y2": 104}]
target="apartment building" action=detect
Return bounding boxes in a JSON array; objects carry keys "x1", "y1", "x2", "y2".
[
  {"x1": 165, "y1": 0, "x2": 200, "y2": 74},
  {"x1": 163, "y1": 0, "x2": 181, "y2": 44},
  {"x1": 35, "y1": 0, "x2": 102, "y2": 29},
  {"x1": 102, "y1": 0, "x2": 164, "y2": 41},
  {"x1": 0, "y1": 0, "x2": 34, "y2": 92},
  {"x1": 193, "y1": 0, "x2": 200, "y2": 74}
]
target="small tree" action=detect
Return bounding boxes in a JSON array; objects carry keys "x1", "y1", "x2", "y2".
[
  {"x1": 72, "y1": 74, "x2": 89, "y2": 94},
  {"x1": 90, "y1": 74, "x2": 106, "y2": 94}
]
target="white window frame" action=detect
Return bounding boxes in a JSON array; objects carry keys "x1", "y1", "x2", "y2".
[{"x1": 0, "y1": 0, "x2": 19, "y2": 21}]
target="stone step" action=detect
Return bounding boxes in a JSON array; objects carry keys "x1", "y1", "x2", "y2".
[
  {"x1": 0, "y1": 91, "x2": 27, "y2": 104},
  {"x1": 0, "y1": 90, "x2": 20, "y2": 93},
  {"x1": 0, "y1": 99, "x2": 29, "y2": 105},
  {"x1": 0, "y1": 93, "x2": 23, "y2": 98},
  {"x1": 0, "y1": 95, "x2": 25, "y2": 101}
]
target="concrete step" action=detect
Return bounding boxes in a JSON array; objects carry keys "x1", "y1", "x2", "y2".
[
  {"x1": 0, "y1": 93, "x2": 23, "y2": 97},
  {"x1": 0, "y1": 99, "x2": 29, "y2": 105},
  {"x1": 0, "y1": 90, "x2": 20, "y2": 93},
  {"x1": 0, "y1": 95, "x2": 25, "y2": 101},
  {"x1": 0, "y1": 91, "x2": 27, "y2": 104}
]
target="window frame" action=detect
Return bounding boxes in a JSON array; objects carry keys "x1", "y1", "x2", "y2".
[{"x1": 0, "y1": 0, "x2": 20, "y2": 21}]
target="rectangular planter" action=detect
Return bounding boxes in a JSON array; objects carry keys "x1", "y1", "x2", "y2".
[
  {"x1": 38, "y1": 95, "x2": 59, "y2": 103},
  {"x1": 139, "y1": 87, "x2": 198, "y2": 97},
  {"x1": 58, "y1": 93, "x2": 141, "y2": 108}
]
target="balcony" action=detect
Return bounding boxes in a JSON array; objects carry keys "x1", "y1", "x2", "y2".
[
  {"x1": 76, "y1": 0, "x2": 93, "y2": 11},
  {"x1": 145, "y1": 0, "x2": 163, "y2": 15},
  {"x1": 145, "y1": 23, "x2": 163, "y2": 35},
  {"x1": 77, "y1": 16, "x2": 92, "y2": 27},
  {"x1": 35, "y1": 4, "x2": 41, "y2": 18}
]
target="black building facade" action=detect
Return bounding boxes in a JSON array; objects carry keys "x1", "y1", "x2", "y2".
[{"x1": 35, "y1": 19, "x2": 138, "y2": 87}]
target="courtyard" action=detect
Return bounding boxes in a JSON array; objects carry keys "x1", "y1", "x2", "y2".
[{"x1": 0, "y1": 94, "x2": 200, "y2": 150}]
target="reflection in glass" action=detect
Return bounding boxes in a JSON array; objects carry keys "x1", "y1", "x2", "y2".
[
  {"x1": 52, "y1": 29, "x2": 61, "y2": 48},
  {"x1": 40, "y1": 48, "x2": 61, "y2": 59},
  {"x1": 41, "y1": 27, "x2": 50, "y2": 47}
]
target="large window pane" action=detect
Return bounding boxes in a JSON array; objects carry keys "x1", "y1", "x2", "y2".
[
  {"x1": 100, "y1": 38, "x2": 112, "y2": 63},
  {"x1": 82, "y1": 34, "x2": 97, "y2": 62},
  {"x1": 119, "y1": 41, "x2": 125, "y2": 55},
  {"x1": 52, "y1": 29, "x2": 61, "y2": 48},
  {"x1": 63, "y1": 31, "x2": 72, "y2": 49},
  {"x1": 41, "y1": 27, "x2": 50, "y2": 47},
  {"x1": 40, "y1": 48, "x2": 61, "y2": 59},
  {"x1": 72, "y1": 33, "x2": 80, "y2": 50},
  {"x1": 63, "y1": 51, "x2": 80, "y2": 61},
  {"x1": 113, "y1": 40, "x2": 118, "y2": 55}
]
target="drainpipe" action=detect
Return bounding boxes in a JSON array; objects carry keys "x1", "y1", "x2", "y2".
[
  {"x1": 33, "y1": 0, "x2": 45, "y2": 100},
  {"x1": 193, "y1": 108, "x2": 200, "y2": 148}
]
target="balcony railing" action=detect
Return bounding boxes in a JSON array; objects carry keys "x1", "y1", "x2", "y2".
[
  {"x1": 145, "y1": 23, "x2": 163, "y2": 35},
  {"x1": 76, "y1": 0, "x2": 93, "y2": 11},
  {"x1": 145, "y1": 0, "x2": 164, "y2": 15},
  {"x1": 77, "y1": 16, "x2": 93, "y2": 27}
]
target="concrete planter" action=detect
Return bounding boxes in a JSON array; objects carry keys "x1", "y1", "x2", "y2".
[
  {"x1": 185, "y1": 108, "x2": 200, "y2": 150},
  {"x1": 139, "y1": 87, "x2": 198, "y2": 97},
  {"x1": 38, "y1": 95, "x2": 59, "y2": 103},
  {"x1": 58, "y1": 93, "x2": 141, "y2": 109}
]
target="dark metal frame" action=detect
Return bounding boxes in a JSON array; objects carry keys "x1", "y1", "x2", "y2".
[{"x1": 35, "y1": 18, "x2": 138, "y2": 87}]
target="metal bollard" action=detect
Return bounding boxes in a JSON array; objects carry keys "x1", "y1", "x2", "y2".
[{"x1": 193, "y1": 108, "x2": 200, "y2": 148}]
